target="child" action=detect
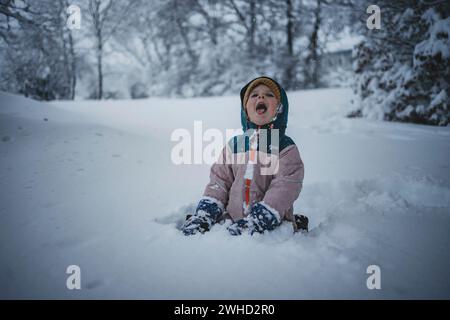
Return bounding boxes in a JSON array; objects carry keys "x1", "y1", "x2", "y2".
[{"x1": 182, "y1": 76, "x2": 306, "y2": 236}]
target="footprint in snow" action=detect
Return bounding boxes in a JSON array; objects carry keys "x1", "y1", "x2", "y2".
[
  {"x1": 86, "y1": 279, "x2": 104, "y2": 290},
  {"x1": 54, "y1": 237, "x2": 82, "y2": 249},
  {"x1": 154, "y1": 203, "x2": 197, "y2": 230},
  {"x1": 2, "y1": 135, "x2": 11, "y2": 142}
]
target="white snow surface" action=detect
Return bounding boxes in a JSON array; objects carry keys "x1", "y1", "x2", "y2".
[{"x1": 0, "y1": 88, "x2": 449, "y2": 299}]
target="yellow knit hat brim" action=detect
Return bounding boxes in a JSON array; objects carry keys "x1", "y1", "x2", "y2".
[{"x1": 243, "y1": 78, "x2": 281, "y2": 107}]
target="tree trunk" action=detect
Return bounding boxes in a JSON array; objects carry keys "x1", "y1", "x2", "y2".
[
  {"x1": 90, "y1": 0, "x2": 103, "y2": 99},
  {"x1": 284, "y1": 0, "x2": 295, "y2": 89},
  {"x1": 94, "y1": 0, "x2": 103, "y2": 100},
  {"x1": 68, "y1": 31, "x2": 76, "y2": 100},
  {"x1": 306, "y1": 0, "x2": 321, "y2": 88},
  {"x1": 248, "y1": 0, "x2": 256, "y2": 57},
  {"x1": 97, "y1": 38, "x2": 103, "y2": 100},
  {"x1": 61, "y1": 0, "x2": 76, "y2": 100},
  {"x1": 174, "y1": 0, "x2": 197, "y2": 65}
]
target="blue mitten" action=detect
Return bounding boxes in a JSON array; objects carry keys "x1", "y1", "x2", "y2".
[
  {"x1": 228, "y1": 202, "x2": 280, "y2": 236},
  {"x1": 182, "y1": 197, "x2": 223, "y2": 236}
]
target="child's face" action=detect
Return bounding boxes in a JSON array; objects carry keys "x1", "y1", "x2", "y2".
[{"x1": 245, "y1": 84, "x2": 279, "y2": 126}]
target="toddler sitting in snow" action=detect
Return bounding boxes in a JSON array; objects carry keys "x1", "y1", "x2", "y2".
[{"x1": 182, "y1": 76, "x2": 306, "y2": 236}]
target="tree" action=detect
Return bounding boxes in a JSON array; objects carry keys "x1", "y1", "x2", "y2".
[
  {"x1": 86, "y1": 0, "x2": 133, "y2": 99},
  {"x1": 304, "y1": 0, "x2": 322, "y2": 88},
  {"x1": 349, "y1": 0, "x2": 450, "y2": 126},
  {"x1": 0, "y1": 0, "x2": 78, "y2": 100},
  {"x1": 0, "y1": 0, "x2": 357, "y2": 100}
]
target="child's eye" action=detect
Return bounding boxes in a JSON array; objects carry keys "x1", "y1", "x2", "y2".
[{"x1": 251, "y1": 92, "x2": 274, "y2": 98}]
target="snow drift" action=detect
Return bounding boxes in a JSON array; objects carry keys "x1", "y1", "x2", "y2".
[{"x1": 0, "y1": 89, "x2": 449, "y2": 299}]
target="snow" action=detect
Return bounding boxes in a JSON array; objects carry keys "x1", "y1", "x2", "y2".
[
  {"x1": 414, "y1": 16, "x2": 450, "y2": 62},
  {"x1": 324, "y1": 28, "x2": 362, "y2": 53},
  {"x1": 430, "y1": 90, "x2": 448, "y2": 109},
  {"x1": 1, "y1": 88, "x2": 450, "y2": 299}
]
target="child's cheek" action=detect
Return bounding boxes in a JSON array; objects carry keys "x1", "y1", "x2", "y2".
[{"x1": 245, "y1": 102, "x2": 252, "y2": 116}]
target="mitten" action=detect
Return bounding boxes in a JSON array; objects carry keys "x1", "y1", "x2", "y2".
[
  {"x1": 182, "y1": 197, "x2": 223, "y2": 236},
  {"x1": 227, "y1": 202, "x2": 280, "y2": 236}
]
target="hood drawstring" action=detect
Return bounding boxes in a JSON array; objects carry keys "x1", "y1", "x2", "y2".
[
  {"x1": 243, "y1": 126, "x2": 260, "y2": 213},
  {"x1": 268, "y1": 103, "x2": 283, "y2": 124}
]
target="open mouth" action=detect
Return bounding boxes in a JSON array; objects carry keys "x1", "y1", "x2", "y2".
[{"x1": 255, "y1": 103, "x2": 267, "y2": 115}]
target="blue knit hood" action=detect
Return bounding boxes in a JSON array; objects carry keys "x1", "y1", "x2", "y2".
[
  {"x1": 239, "y1": 76, "x2": 289, "y2": 135},
  {"x1": 229, "y1": 76, "x2": 294, "y2": 153}
]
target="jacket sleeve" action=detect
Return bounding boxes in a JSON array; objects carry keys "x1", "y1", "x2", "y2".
[
  {"x1": 202, "y1": 145, "x2": 235, "y2": 207},
  {"x1": 262, "y1": 145, "x2": 304, "y2": 220}
]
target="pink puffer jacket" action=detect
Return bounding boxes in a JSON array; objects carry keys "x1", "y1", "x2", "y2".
[
  {"x1": 201, "y1": 76, "x2": 304, "y2": 227},
  {"x1": 202, "y1": 142, "x2": 304, "y2": 223}
]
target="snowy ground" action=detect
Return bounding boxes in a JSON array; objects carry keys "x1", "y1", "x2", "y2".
[{"x1": 0, "y1": 88, "x2": 449, "y2": 299}]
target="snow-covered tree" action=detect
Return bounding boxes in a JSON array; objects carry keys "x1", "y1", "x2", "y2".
[
  {"x1": 350, "y1": 1, "x2": 449, "y2": 126},
  {"x1": 1, "y1": 0, "x2": 355, "y2": 100},
  {"x1": 84, "y1": 0, "x2": 136, "y2": 99},
  {"x1": 0, "y1": 0, "x2": 78, "y2": 100}
]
